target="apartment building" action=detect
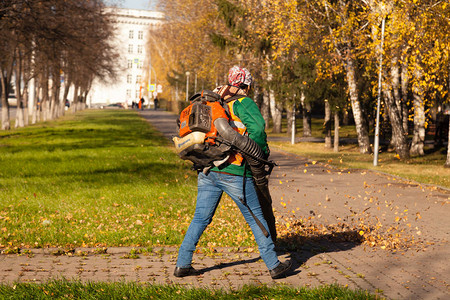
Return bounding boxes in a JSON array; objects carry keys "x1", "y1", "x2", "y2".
[{"x1": 89, "y1": 7, "x2": 164, "y2": 106}]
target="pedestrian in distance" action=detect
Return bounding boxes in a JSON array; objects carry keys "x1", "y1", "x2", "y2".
[{"x1": 174, "y1": 66, "x2": 291, "y2": 279}]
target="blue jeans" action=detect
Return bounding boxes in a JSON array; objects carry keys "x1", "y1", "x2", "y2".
[{"x1": 176, "y1": 171, "x2": 280, "y2": 270}]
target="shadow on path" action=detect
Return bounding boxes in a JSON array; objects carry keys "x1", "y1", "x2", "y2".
[{"x1": 197, "y1": 231, "x2": 361, "y2": 278}]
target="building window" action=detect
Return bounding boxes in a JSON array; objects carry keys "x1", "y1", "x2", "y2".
[
  {"x1": 138, "y1": 61, "x2": 143, "y2": 69},
  {"x1": 135, "y1": 90, "x2": 140, "y2": 98},
  {"x1": 137, "y1": 45, "x2": 143, "y2": 54},
  {"x1": 127, "y1": 74, "x2": 132, "y2": 84},
  {"x1": 128, "y1": 44, "x2": 133, "y2": 54},
  {"x1": 127, "y1": 59, "x2": 133, "y2": 69},
  {"x1": 136, "y1": 75, "x2": 141, "y2": 84},
  {"x1": 129, "y1": 30, "x2": 134, "y2": 39},
  {"x1": 126, "y1": 89, "x2": 131, "y2": 97},
  {"x1": 138, "y1": 31, "x2": 143, "y2": 39}
]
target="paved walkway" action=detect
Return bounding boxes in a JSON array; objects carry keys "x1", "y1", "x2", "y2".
[{"x1": 1, "y1": 109, "x2": 449, "y2": 300}]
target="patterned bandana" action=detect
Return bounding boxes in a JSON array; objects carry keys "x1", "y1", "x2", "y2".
[
  {"x1": 228, "y1": 66, "x2": 253, "y2": 87},
  {"x1": 214, "y1": 85, "x2": 247, "y2": 101}
]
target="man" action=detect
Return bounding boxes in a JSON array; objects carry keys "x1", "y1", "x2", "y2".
[{"x1": 174, "y1": 66, "x2": 291, "y2": 279}]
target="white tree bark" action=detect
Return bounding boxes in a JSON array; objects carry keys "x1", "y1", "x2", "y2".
[
  {"x1": 286, "y1": 102, "x2": 296, "y2": 138},
  {"x1": 410, "y1": 67, "x2": 425, "y2": 156},
  {"x1": 345, "y1": 56, "x2": 372, "y2": 153},
  {"x1": 401, "y1": 54, "x2": 410, "y2": 133},
  {"x1": 14, "y1": 67, "x2": 25, "y2": 128},
  {"x1": 334, "y1": 111, "x2": 340, "y2": 152},
  {"x1": 1, "y1": 65, "x2": 12, "y2": 130},
  {"x1": 262, "y1": 90, "x2": 270, "y2": 130},
  {"x1": 1, "y1": 106, "x2": 10, "y2": 130},
  {"x1": 269, "y1": 89, "x2": 282, "y2": 133}
]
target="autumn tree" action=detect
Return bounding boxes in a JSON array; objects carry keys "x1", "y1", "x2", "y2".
[
  {"x1": 0, "y1": 0, "x2": 117, "y2": 129},
  {"x1": 152, "y1": 0, "x2": 234, "y2": 113},
  {"x1": 248, "y1": 1, "x2": 373, "y2": 153}
]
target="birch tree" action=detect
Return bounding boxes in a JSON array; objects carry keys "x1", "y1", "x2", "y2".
[{"x1": 254, "y1": 0, "x2": 373, "y2": 153}]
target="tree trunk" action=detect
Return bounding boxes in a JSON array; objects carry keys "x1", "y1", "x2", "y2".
[
  {"x1": 345, "y1": 56, "x2": 371, "y2": 153},
  {"x1": 447, "y1": 63, "x2": 450, "y2": 167},
  {"x1": 22, "y1": 85, "x2": 29, "y2": 126},
  {"x1": 61, "y1": 79, "x2": 71, "y2": 116},
  {"x1": 254, "y1": 84, "x2": 263, "y2": 108},
  {"x1": 383, "y1": 56, "x2": 410, "y2": 159},
  {"x1": 286, "y1": 102, "x2": 296, "y2": 138},
  {"x1": 1, "y1": 71, "x2": 11, "y2": 130},
  {"x1": 342, "y1": 107, "x2": 350, "y2": 125},
  {"x1": 51, "y1": 75, "x2": 61, "y2": 119},
  {"x1": 391, "y1": 56, "x2": 402, "y2": 124},
  {"x1": 401, "y1": 98, "x2": 409, "y2": 134},
  {"x1": 14, "y1": 62, "x2": 24, "y2": 128},
  {"x1": 300, "y1": 91, "x2": 311, "y2": 137},
  {"x1": 269, "y1": 89, "x2": 282, "y2": 133},
  {"x1": 445, "y1": 117, "x2": 450, "y2": 167},
  {"x1": 324, "y1": 100, "x2": 332, "y2": 148},
  {"x1": 29, "y1": 78, "x2": 36, "y2": 124},
  {"x1": 384, "y1": 89, "x2": 410, "y2": 158},
  {"x1": 261, "y1": 90, "x2": 270, "y2": 130},
  {"x1": 32, "y1": 83, "x2": 41, "y2": 124},
  {"x1": 72, "y1": 85, "x2": 79, "y2": 113},
  {"x1": 334, "y1": 111, "x2": 340, "y2": 152},
  {"x1": 41, "y1": 75, "x2": 50, "y2": 121},
  {"x1": 82, "y1": 88, "x2": 90, "y2": 110},
  {"x1": 401, "y1": 52, "x2": 410, "y2": 134},
  {"x1": 410, "y1": 67, "x2": 426, "y2": 156}
]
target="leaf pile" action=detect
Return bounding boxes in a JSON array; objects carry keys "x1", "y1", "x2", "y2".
[{"x1": 276, "y1": 210, "x2": 427, "y2": 252}]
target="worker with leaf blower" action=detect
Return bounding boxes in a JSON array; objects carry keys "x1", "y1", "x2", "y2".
[{"x1": 172, "y1": 66, "x2": 291, "y2": 279}]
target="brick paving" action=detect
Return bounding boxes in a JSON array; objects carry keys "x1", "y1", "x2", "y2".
[{"x1": 1, "y1": 109, "x2": 449, "y2": 300}]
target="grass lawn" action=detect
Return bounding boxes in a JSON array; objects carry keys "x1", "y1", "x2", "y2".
[
  {"x1": 268, "y1": 119, "x2": 450, "y2": 189},
  {"x1": 0, "y1": 110, "x2": 380, "y2": 298},
  {"x1": 0, "y1": 280, "x2": 379, "y2": 299},
  {"x1": 0, "y1": 110, "x2": 253, "y2": 250}
]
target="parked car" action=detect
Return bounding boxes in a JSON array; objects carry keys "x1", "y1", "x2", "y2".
[{"x1": 104, "y1": 103, "x2": 124, "y2": 109}]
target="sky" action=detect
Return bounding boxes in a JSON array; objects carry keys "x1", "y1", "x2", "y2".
[{"x1": 110, "y1": 0, "x2": 157, "y2": 10}]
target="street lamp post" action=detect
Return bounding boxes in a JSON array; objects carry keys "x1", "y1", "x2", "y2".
[
  {"x1": 185, "y1": 71, "x2": 190, "y2": 101},
  {"x1": 175, "y1": 75, "x2": 179, "y2": 103},
  {"x1": 373, "y1": 17, "x2": 386, "y2": 166}
]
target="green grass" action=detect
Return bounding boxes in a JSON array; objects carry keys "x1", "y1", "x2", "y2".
[
  {"x1": 0, "y1": 280, "x2": 379, "y2": 299},
  {"x1": 0, "y1": 111, "x2": 380, "y2": 298},
  {"x1": 267, "y1": 118, "x2": 450, "y2": 189},
  {"x1": 0, "y1": 110, "x2": 253, "y2": 249},
  {"x1": 269, "y1": 141, "x2": 450, "y2": 188},
  {"x1": 268, "y1": 118, "x2": 358, "y2": 139}
]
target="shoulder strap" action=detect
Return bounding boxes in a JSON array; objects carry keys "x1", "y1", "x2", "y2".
[{"x1": 222, "y1": 95, "x2": 245, "y2": 103}]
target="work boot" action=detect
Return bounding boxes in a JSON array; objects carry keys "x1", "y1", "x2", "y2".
[
  {"x1": 173, "y1": 266, "x2": 199, "y2": 277},
  {"x1": 269, "y1": 260, "x2": 292, "y2": 279}
]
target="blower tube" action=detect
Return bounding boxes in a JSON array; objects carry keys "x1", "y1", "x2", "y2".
[
  {"x1": 214, "y1": 118, "x2": 277, "y2": 243},
  {"x1": 214, "y1": 118, "x2": 266, "y2": 178}
]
